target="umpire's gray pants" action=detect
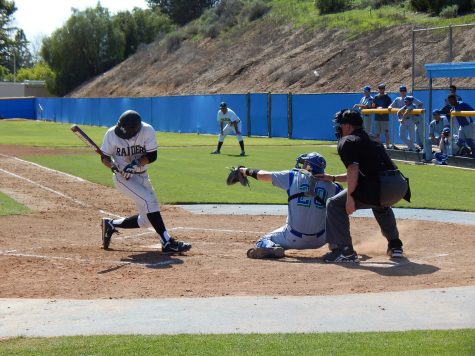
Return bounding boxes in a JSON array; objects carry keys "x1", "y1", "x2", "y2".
[{"x1": 325, "y1": 174, "x2": 407, "y2": 247}]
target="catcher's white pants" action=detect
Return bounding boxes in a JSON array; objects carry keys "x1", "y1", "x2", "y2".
[
  {"x1": 113, "y1": 172, "x2": 160, "y2": 228},
  {"x1": 256, "y1": 225, "x2": 326, "y2": 250},
  {"x1": 218, "y1": 121, "x2": 243, "y2": 142}
]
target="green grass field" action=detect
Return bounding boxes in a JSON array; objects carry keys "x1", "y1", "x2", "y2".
[
  {"x1": 1, "y1": 120, "x2": 474, "y2": 210},
  {"x1": 1, "y1": 329, "x2": 474, "y2": 355},
  {"x1": 0, "y1": 191, "x2": 29, "y2": 216},
  {"x1": 1, "y1": 120, "x2": 474, "y2": 351}
]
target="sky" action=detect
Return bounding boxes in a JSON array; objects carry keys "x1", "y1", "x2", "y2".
[{"x1": 12, "y1": 0, "x2": 148, "y2": 43}]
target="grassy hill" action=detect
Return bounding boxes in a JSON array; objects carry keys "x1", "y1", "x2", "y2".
[{"x1": 70, "y1": 1, "x2": 475, "y2": 97}]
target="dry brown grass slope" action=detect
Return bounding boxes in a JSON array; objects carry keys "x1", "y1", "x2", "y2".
[{"x1": 70, "y1": 21, "x2": 475, "y2": 97}]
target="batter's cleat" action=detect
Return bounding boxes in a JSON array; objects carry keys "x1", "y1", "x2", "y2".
[
  {"x1": 162, "y1": 238, "x2": 192, "y2": 253},
  {"x1": 246, "y1": 247, "x2": 285, "y2": 259},
  {"x1": 387, "y1": 247, "x2": 404, "y2": 258},
  {"x1": 101, "y1": 218, "x2": 119, "y2": 249},
  {"x1": 210, "y1": 150, "x2": 220, "y2": 154},
  {"x1": 240, "y1": 150, "x2": 246, "y2": 156},
  {"x1": 323, "y1": 248, "x2": 359, "y2": 263}
]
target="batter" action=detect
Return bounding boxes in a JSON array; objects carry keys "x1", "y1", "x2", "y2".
[{"x1": 99, "y1": 110, "x2": 192, "y2": 253}]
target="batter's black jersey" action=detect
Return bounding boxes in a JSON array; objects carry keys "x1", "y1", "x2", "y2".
[{"x1": 337, "y1": 128, "x2": 397, "y2": 178}]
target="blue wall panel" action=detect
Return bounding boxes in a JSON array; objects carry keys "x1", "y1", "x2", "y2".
[
  {"x1": 151, "y1": 94, "x2": 247, "y2": 134},
  {"x1": 292, "y1": 93, "x2": 363, "y2": 140},
  {"x1": 249, "y1": 94, "x2": 268, "y2": 137},
  {"x1": 0, "y1": 98, "x2": 35, "y2": 119},
  {"x1": 270, "y1": 94, "x2": 288, "y2": 138},
  {"x1": 11, "y1": 89, "x2": 475, "y2": 141}
]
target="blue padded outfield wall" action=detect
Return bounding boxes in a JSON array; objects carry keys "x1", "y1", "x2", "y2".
[{"x1": 1, "y1": 90, "x2": 474, "y2": 142}]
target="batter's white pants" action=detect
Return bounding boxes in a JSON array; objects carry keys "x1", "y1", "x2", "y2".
[
  {"x1": 399, "y1": 119, "x2": 416, "y2": 150},
  {"x1": 113, "y1": 172, "x2": 160, "y2": 228},
  {"x1": 256, "y1": 225, "x2": 326, "y2": 250},
  {"x1": 218, "y1": 121, "x2": 243, "y2": 142}
]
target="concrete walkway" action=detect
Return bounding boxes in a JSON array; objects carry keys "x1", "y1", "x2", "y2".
[
  {"x1": 1, "y1": 286, "x2": 474, "y2": 337},
  {"x1": 178, "y1": 205, "x2": 475, "y2": 225}
]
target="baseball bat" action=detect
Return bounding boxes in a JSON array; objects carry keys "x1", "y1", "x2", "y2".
[{"x1": 70, "y1": 124, "x2": 103, "y2": 155}]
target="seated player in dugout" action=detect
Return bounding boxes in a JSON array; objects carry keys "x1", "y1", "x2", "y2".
[
  {"x1": 99, "y1": 110, "x2": 192, "y2": 254},
  {"x1": 238, "y1": 153, "x2": 342, "y2": 259}
]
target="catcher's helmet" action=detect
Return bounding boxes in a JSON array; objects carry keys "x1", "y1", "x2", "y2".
[
  {"x1": 115, "y1": 110, "x2": 142, "y2": 139},
  {"x1": 295, "y1": 152, "x2": 326, "y2": 175}
]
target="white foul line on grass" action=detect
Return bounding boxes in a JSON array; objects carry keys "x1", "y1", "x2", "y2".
[
  {"x1": 0, "y1": 168, "x2": 89, "y2": 207},
  {"x1": 0, "y1": 154, "x2": 86, "y2": 182}
]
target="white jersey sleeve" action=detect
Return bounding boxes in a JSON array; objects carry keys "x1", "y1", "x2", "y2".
[
  {"x1": 100, "y1": 122, "x2": 157, "y2": 172},
  {"x1": 217, "y1": 108, "x2": 240, "y2": 123}
]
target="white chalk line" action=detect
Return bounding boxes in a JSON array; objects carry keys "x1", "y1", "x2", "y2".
[
  {"x1": 0, "y1": 154, "x2": 86, "y2": 182},
  {"x1": 0, "y1": 168, "x2": 89, "y2": 207},
  {"x1": 0, "y1": 250, "x2": 176, "y2": 268},
  {"x1": 114, "y1": 226, "x2": 266, "y2": 241}
]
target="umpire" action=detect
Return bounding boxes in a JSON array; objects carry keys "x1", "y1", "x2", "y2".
[{"x1": 318, "y1": 109, "x2": 410, "y2": 263}]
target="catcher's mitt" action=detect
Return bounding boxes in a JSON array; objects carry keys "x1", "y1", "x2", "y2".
[{"x1": 226, "y1": 166, "x2": 250, "y2": 188}]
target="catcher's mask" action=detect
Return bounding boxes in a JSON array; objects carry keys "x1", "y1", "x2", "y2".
[
  {"x1": 295, "y1": 152, "x2": 326, "y2": 175},
  {"x1": 333, "y1": 109, "x2": 363, "y2": 139},
  {"x1": 115, "y1": 110, "x2": 142, "y2": 139}
]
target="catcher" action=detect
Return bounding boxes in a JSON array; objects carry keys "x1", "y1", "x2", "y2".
[{"x1": 229, "y1": 152, "x2": 342, "y2": 259}]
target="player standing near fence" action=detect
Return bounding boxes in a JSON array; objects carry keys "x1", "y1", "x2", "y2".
[
  {"x1": 211, "y1": 102, "x2": 246, "y2": 156},
  {"x1": 99, "y1": 110, "x2": 192, "y2": 253},
  {"x1": 371, "y1": 83, "x2": 393, "y2": 149}
]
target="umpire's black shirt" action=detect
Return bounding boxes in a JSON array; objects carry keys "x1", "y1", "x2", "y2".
[{"x1": 338, "y1": 128, "x2": 398, "y2": 205}]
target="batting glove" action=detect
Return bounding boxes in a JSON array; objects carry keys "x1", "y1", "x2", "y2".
[{"x1": 121, "y1": 159, "x2": 140, "y2": 179}]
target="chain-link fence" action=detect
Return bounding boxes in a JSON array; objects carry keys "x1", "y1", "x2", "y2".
[{"x1": 412, "y1": 23, "x2": 475, "y2": 91}]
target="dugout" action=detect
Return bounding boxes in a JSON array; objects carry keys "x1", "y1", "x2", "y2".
[{"x1": 424, "y1": 62, "x2": 475, "y2": 162}]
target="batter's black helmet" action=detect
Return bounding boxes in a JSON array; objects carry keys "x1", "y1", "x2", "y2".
[{"x1": 115, "y1": 110, "x2": 142, "y2": 139}]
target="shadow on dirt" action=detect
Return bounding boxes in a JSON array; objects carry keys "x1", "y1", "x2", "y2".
[
  {"x1": 98, "y1": 251, "x2": 184, "y2": 273},
  {"x1": 274, "y1": 254, "x2": 440, "y2": 277}
]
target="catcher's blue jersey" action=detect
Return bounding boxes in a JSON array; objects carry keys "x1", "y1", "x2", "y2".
[{"x1": 272, "y1": 169, "x2": 341, "y2": 235}]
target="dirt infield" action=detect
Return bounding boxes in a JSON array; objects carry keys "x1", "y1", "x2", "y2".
[{"x1": 0, "y1": 147, "x2": 474, "y2": 299}]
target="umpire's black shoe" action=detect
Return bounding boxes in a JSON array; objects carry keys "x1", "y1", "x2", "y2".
[
  {"x1": 323, "y1": 248, "x2": 359, "y2": 263},
  {"x1": 162, "y1": 238, "x2": 192, "y2": 253},
  {"x1": 101, "y1": 218, "x2": 119, "y2": 250}
]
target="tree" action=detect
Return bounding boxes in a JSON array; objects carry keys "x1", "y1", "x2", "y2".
[
  {"x1": 41, "y1": 4, "x2": 125, "y2": 95},
  {"x1": 113, "y1": 7, "x2": 174, "y2": 58},
  {"x1": 11, "y1": 29, "x2": 32, "y2": 69},
  {"x1": 147, "y1": 0, "x2": 217, "y2": 25},
  {"x1": 16, "y1": 62, "x2": 54, "y2": 81},
  {"x1": 0, "y1": 0, "x2": 17, "y2": 69}
]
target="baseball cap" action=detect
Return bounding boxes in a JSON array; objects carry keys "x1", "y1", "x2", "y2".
[
  {"x1": 399, "y1": 85, "x2": 407, "y2": 92},
  {"x1": 378, "y1": 83, "x2": 385, "y2": 89},
  {"x1": 442, "y1": 127, "x2": 450, "y2": 134},
  {"x1": 363, "y1": 85, "x2": 371, "y2": 92},
  {"x1": 219, "y1": 102, "x2": 227, "y2": 108},
  {"x1": 404, "y1": 96, "x2": 414, "y2": 102},
  {"x1": 432, "y1": 109, "x2": 441, "y2": 115}
]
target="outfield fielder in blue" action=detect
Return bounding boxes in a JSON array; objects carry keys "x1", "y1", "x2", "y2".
[{"x1": 238, "y1": 152, "x2": 342, "y2": 259}]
